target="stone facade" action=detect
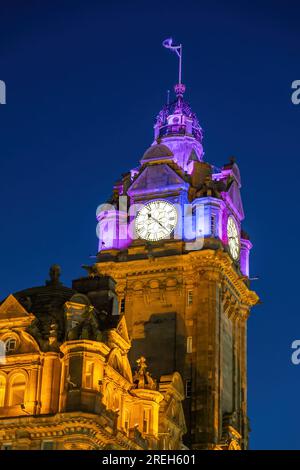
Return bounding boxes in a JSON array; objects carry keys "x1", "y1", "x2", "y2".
[
  {"x1": 0, "y1": 268, "x2": 186, "y2": 450},
  {"x1": 95, "y1": 84, "x2": 259, "y2": 449},
  {"x1": 95, "y1": 245, "x2": 257, "y2": 449}
]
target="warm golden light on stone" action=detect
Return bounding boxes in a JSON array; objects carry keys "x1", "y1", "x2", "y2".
[{"x1": 0, "y1": 274, "x2": 187, "y2": 450}]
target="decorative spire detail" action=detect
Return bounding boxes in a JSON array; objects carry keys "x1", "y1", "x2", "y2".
[
  {"x1": 154, "y1": 92, "x2": 203, "y2": 143},
  {"x1": 174, "y1": 83, "x2": 186, "y2": 98}
]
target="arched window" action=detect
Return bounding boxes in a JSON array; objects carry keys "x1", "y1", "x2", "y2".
[
  {"x1": 0, "y1": 375, "x2": 6, "y2": 407},
  {"x1": 5, "y1": 338, "x2": 17, "y2": 354},
  {"x1": 9, "y1": 373, "x2": 26, "y2": 406}
]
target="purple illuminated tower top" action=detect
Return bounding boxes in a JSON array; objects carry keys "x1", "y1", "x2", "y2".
[
  {"x1": 153, "y1": 83, "x2": 204, "y2": 173},
  {"x1": 96, "y1": 53, "x2": 252, "y2": 279}
]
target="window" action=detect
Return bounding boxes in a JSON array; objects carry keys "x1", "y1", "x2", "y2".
[
  {"x1": 185, "y1": 379, "x2": 192, "y2": 398},
  {"x1": 211, "y1": 214, "x2": 216, "y2": 236},
  {"x1": 113, "y1": 393, "x2": 119, "y2": 411},
  {"x1": 85, "y1": 361, "x2": 94, "y2": 389},
  {"x1": 120, "y1": 298, "x2": 125, "y2": 313},
  {"x1": 5, "y1": 338, "x2": 17, "y2": 354},
  {"x1": 9, "y1": 374, "x2": 26, "y2": 406},
  {"x1": 41, "y1": 440, "x2": 55, "y2": 450},
  {"x1": 62, "y1": 364, "x2": 69, "y2": 394},
  {"x1": 143, "y1": 409, "x2": 150, "y2": 433},
  {"x1": 2, "y1": 443, "x2": 12, "y2": 450},
  {"x1": 0, "y1": 375, "x2": 6, "y2": 407},
  {"x1": 124, "y1": 409, "x2": 129, "y2": 433},
  {"x1": 187, "y1": 336, "x2": 193, "y2": 354},
  {"x1": 0, "y1": 340, "x2": 5, "y2": 364},
  {"x1": 187, "y1": 290, "x2": 193, "y2": 306}
]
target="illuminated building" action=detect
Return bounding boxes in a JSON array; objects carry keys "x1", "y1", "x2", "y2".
[
  {"x1": 0, "y1": 267, "x2": 186, "y2": 450},
  {"x1": 0, "y1": 46, "x2": 258, "y2": 450},
  {"x1": 95, "y1": 80, "x2": 259, "y2": 449}
]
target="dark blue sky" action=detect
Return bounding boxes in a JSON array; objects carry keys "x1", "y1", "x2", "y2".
[{"x1": 0, "y1": 0, "x2": 299, "y2": 449}]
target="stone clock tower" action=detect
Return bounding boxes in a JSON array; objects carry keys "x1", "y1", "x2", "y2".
[{"x1": 95, "y1": 81, "x2": 259, "y2": 449}]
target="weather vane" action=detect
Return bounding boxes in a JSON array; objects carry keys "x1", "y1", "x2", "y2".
[{"x1": 162, "y1": 38, "x2": 183, "y2": 85}]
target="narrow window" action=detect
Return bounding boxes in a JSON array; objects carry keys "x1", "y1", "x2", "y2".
[
  {"x1": 0, "y1": 340, "x2": 5, "y2": 364},
  {"x1": 85, "y1": 361, "x2": 94, "y2": 389},
  {"x1": 10, "y1": 374, "x2": 26, "y2": 406},
  {"x1": 120, "y1": 298, "x2": 125, "y2": 313},
  {"x1": 0, "y1": 376, "x2": 6, "y2": 407},
  {"x1": 187, "y1": 336, "x2": 193, "y2": 354},
  {"x1": 41, "y1": 440, "x2": 55, "y2": 450},
  {"x1": 211, "y1": 214, "x2": 216, "y2": 236},
  {"x1": 63, "y1": 364, "x2": 69, "y2": 392},
  {"x1": 143, "y1": 409, "x2": 150, "y2": 433},
  {"x1": 124, "y1": 409, "x2": 129, "y2": 433},
  {"x1": 113, "y1": 393, "x2": 120, "y2": 411},
  {"x1": 185, "y1": 379, "x2": 192, "y2": 398},
  {"x1": 187, "y1": 290, "x2": 193, "y2": 306}
]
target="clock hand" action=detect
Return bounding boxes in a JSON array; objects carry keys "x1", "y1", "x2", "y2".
[{"x1": 148, "y1": 214, "x2": 168, "y2": 232}]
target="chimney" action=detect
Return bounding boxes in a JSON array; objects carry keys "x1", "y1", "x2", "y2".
[{"x1": 190, "y1": 161, "x2": 212, "y2": 188}]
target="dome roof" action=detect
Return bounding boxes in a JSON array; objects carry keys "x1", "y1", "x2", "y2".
[
  {"x1": 154, "y1": 85, "x2": 204, "y2": 143},
  {"x1": 142, "y1": 143, "x2": 173, "y2": 161}
]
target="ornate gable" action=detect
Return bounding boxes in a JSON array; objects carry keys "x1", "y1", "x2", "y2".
[
  {"x1": 127, "y1": 164, "x2": 188, "y2": 197},
  {"x1": 0, "y1": 294, "x2": 29, "y2": 318},
  {"x1": 0, "y1": 294, "x2": 34, "y2": 330},
  {"x1": 227, "y1": 180, "x2": 245, "y2": 220},
  {"x1": 107, "y1": 315, "x2": 131, "y2": 353},
  {"x1": 116, "y1": 315, "x2": 130, "y2": 344}
]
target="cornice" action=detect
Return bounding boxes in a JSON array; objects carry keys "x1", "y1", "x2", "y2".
[
  {"x1": 96, "y1": 249, "x2": 259, "y2": 307},
  {"x1": 0, "y1": 412, "x2": 143, "y2": 450},
  {"x1": 60, "y1": 340, "x2": 110, "y2": 356},
  {"x1": 130, "y1": 388, "x2": 164, "y2": 404}
]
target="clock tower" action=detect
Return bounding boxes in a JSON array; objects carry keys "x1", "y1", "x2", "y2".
[{"x1": 94, "y1": 79, "x2": 259, "y2": 449}]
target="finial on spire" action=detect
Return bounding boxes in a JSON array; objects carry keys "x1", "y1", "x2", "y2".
[
  {"x1": 167, "y1": 89, "x2": 170, "y2": 105},
  {"x1": 174, "y1": 83, "x2": 186, "y2": 98},
  {"x1": 162, "y1": 38, "x2": 183, "y2": 86}
]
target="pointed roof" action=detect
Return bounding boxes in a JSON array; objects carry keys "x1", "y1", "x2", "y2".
[
  {"x1": 128, "y1": 163, "x2": 188, "y2": 197},
  {"x1": 0, "y1": 294, "x2": 34, "y2": 329},
  {"x1": 227, "y1": 179, "x2": 245, "y2": 220},
  {"x1": 116, "y1": 315, "x2": 130, "y2": 344},
  {"x1": 187, "y1": 149, "x2": 199, "y2": 163},
  {"x1": 0, "y1": 294, "x2": 30, "y2": 319}
]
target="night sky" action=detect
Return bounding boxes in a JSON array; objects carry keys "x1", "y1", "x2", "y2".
[{"x1": 0, "y1": 0, "x2": 299, "y2": 449}]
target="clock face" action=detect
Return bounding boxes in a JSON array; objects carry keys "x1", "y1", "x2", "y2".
[
  {"x1": 227, "y1": 216, "x2": 240, "y2": 260},
  {"x1": 135, "y1": 200, "x2": 178, "y2": 241}
]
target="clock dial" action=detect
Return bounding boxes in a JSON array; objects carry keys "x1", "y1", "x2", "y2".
[
  {"x1": 135, "y1": 200, "x2": 178, "y2": 241},
  {"x1": 227, "y1": 216, "x2": 240, "y2": 260}
]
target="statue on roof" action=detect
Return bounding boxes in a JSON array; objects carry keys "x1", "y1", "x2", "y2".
[
  {"x1": 133, "y1": 356, "x2": 157, "y2": 390},
  {"x1": 46, "y1": 264, "x2": 62, "y2": 286}
]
